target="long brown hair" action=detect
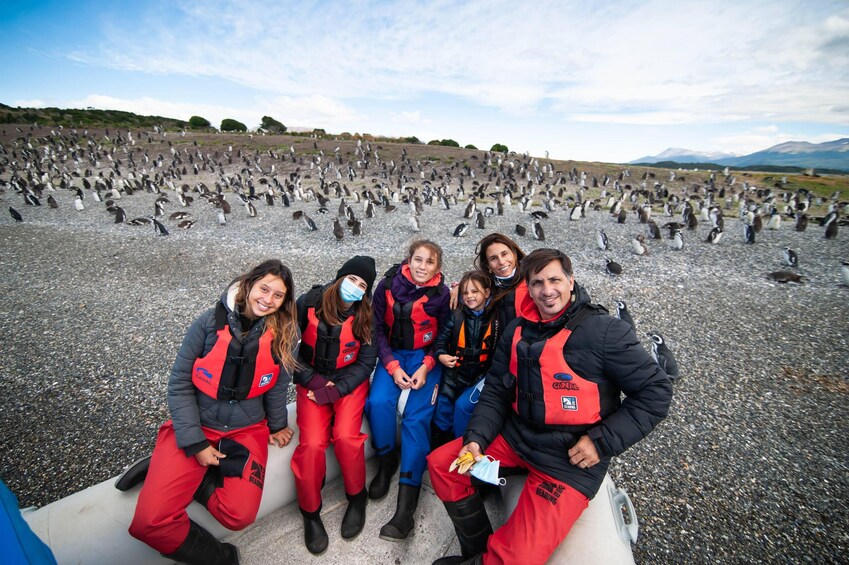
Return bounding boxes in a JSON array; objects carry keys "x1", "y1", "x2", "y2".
[
  {"x1": 474, "y1": 233, "x2": 526, "y2": 302},
  {"x1": 232, "y1": 259, "x2": 299, "y2": 373},
  {"x1": 408, "y1": 239, "x2": 443, "y2": 271},
  {"x1": 317, "y1": 277, "x2": 374, "y2": 344}
]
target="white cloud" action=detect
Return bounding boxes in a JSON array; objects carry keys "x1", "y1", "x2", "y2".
[
  {"x1": 713, "y1": 129, "x2": 849, "y2": 155},
  {"x1": 13, "y1": 99, "x2": 46, "y2": 108}
]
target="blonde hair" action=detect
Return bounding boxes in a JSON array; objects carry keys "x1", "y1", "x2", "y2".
[{"x1": 232, "y1": 259, "x2": 299, "y2": 373}]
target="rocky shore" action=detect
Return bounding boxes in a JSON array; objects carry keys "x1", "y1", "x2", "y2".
[{"x1": 1, "y1": 130, "x2": 847, "y2": 563}]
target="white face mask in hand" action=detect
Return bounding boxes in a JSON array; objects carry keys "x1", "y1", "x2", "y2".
[{"x1": 469, "y1": 455, "x2": 506, "y2": 486}]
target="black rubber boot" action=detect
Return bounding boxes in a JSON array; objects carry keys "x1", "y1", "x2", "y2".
[
  {"x1": 299, "y1": 506, "x2": 329, "y2": 555},
  {"x1": 445, "y1": 492, "x2": 493, "y2": 557},
  {"x1": 378, "y1": 484, "x2": 420, "y2": 541},
  {"x1": 341, "y1": 488, "x2": 368, "y2": 539},
  {"x1": 368, "y1": 451, "x2": 399, "y2": 500},
  {"x1": 432, "y1": 556, "x2": 482, "y2": 565},
  {"x1": 193, "y1": 467, "x2": 223, "y2": 508},
  {"x1": 114, "y1": 455, "x2": 151, "y2": 491},
  {"x1": 430, "y1": 422, "x2": 454, "y2": 451},
  {"x1": 164, "y1": 519, "x2": 240, "y2": 565}
]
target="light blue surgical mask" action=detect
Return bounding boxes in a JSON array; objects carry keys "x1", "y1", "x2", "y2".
[
  {"x1": 469, "y1": 455, "x2": 506, "y2": 486},
  {"x1": 339, "y1": 277, "x2": 365, "y2": 303}
]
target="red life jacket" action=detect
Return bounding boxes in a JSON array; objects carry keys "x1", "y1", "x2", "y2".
[
  {"x1": 192, "y1": 303, "x2": 281, "y2": 401},
  {"x1": 300, "y1": 286, "x2": 362, "y2": 374},
  {"x1": 383, "y1": 265, "x2": 440, "y2": 350},
  {"x1": 508, "y1": 307, "x2": 605, "y2": 426}
]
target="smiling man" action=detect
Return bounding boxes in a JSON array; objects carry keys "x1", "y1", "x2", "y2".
[{"x1": 427, "y1": 248, "x2": 673, "y2": 565}]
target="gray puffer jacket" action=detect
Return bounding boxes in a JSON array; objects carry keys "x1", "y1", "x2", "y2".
[{"x1": 167, "y1": 284, "x2": 295, "y2": 455}]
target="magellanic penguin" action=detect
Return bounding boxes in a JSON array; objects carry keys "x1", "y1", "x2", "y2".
[
  {"x1": 605, "y1": 258, "x2": 622, "y2": 277},
  {"x1": 475, "y1": 210, "x2": 486, "y2": 229},
  {"x1": 631, "y1": 235, "x2": 649, "y2": 256},
  {"x1": 303, "y1": 213, "x2": 319, "y2": 232},
  {"x1": 217, "y1": 209, "x2": 227, "y2": 226},
  {"x1": 532, "y1": 220, "x2": 546, "y2": 241},
  {"x1": 648, "y1": 331, "x2": 679, "y2": 381},
  {"x1": 706, "y1": 227, "x2": 723, "y2": 244},
  {"x1": 9, "y1": 206, "x2": 23, "y2": 222},
  {"x1": 47, "y1": 195, "x2": 58, "y2": 209},
  {"x1": 408, "y1": 215, "x2": 420, "y2": 232},
  {"x1": 333, "y1": 218, "x2": 344, "y2": 241},
  {"x1": 743, "y1": 223, "x2": 755, "y2": 244},
  {"x1": 670, "y1": 229, "x2": 684, "y2": 250},
  {"x1": 824, "y1": 215, "x2": 838, "y2": 239},
  {"x1": 177, "y1": 220, "x2": 195, "y2": 229},
  {"x1": 515, "y1": 224, "x2": 527, "y2": 237},
  {"x1": 597, "y1": 230, "x2": 609, "y2": 251},
  {"x1": 647, "y1": 220, "x2": 662, "y2": 240},
  {"x1": 614, "y1": 300, "x2": 635, "y2": 329},
  {"x1": 782, "y1": 247, "x2": 798, "y2": 268},
  {"x1": 151, "y1": 217, "x2": 170, "y2": 236},
  {"x1": 767, "y1": 271, "x2": 805, "y2": 284},
  {"x1": 453, "y1": 222, "x2": 470, "y2": 237},
  {"x1": 795, "y1": 213, "x2": 808, "y2": 232},
  {"x1": 74, "y1": 196, "x2": 85, "y2": 211}
]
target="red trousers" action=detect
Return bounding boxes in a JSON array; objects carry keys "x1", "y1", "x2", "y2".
[
  {"x1": 129, "y1": 420, "x2": 269, "y2": 554},
  {"x1": 290, "y1": 381, "x2": 368, "y2": 512},
  {"x1": 428, "y1": 435, "x2": 589, "y2": 565}
]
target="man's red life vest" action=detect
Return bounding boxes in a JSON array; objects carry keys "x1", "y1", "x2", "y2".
[
  {"x1": 508, "y1": 309, "x2": 603, "y2": 426},
  {"x1": 192, "y1": 303, "x2": 281, "y2": 401},
  {"x1": 300, "y1": 286, "x2": 361, "y2": 374},
  {"x1": 383, "y1": 266, "x2": 440, "y2": 350}
]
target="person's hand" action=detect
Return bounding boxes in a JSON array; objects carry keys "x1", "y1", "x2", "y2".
[
  {"x1": 269, "y1": 427, "x2": 294, "y2": 447},
  {"x1": 568, "y1": 435, "x2": 600, "y2": 469},
  {"x1": 459, "y1": 441, "x2": 483, "y2": 463},
  {"x1": 449, "y1": 283, "x2": 460, "y2": 309},
  {"x1": 439, "y1": 354, "x2": 458, "y2": 368},
  {"x1": 195, "y1": 445, "x2": 226, "y2": 467},
  {"x1": 410, "y1": 364, "x2": 428, "y2": 390},
  {"x1": 307, "y1": 381, "x2": 335, "y2": 402},
  {"x1": 392, "y1": 367, "x2": 413, "y2": 389}
]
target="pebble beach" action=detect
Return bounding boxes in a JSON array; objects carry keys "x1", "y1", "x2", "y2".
[{"x1": 1, "y1": 128, "x2": 847, "y2": 563}]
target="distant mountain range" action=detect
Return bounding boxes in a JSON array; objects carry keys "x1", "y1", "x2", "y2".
[{"x1": 630, "y1": 138, "x2": 849, "y2": 171}]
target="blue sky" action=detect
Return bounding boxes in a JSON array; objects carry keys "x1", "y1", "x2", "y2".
[{"x1": 1, "y1": 0, "x2": 847, "y2": 163}]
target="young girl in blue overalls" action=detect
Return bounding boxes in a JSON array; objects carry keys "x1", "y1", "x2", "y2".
[{"x1": 365, "y1": 239, "x2": 450, "y2": 541}]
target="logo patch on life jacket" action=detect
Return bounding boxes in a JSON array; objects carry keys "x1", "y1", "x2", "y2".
[
  {"x1": 423, "y1": 331, "x2": 433, "y2": 343},
  {"x1": 259, "y1": 373, "x2": 273, "y2": 387},
  {"x1": 345, "y1": 341, "x2": 357, "y2": 347},
  {"x1": 561, "y1": 396, "x2": 578, "y2": 411},
  {"x1": 420, "y1": 320, "x2": 432, "y2": 327},
  {"x1": 553, "y1": 373, "x2": 573, "y2": 380},
  {"x1": 196, "y1": 367, "x2": 213, "y2": 382},
  {"x1": 553, "y1": 382, "x2": 579, "y2": 390},
  {"x1": 344, "y1": 352, "x2": 355, "y2": 363}
]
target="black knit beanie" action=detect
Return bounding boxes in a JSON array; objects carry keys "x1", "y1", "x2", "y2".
[{"x1": 336, "y1": 255, "x2": 377, "y2": 296}]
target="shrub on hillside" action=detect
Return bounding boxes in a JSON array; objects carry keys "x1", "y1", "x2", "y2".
[
  {"x1": 189, "y1": 115, "x2": 211, "y2": 128},
  {"x1": 221, "y1": 118, "x2": 247, "y2": 132},
  {"x1": 260, "y1": 116, "x2": 286, "y2": 133},
  {"x1": 465, "y1": 144, "x2": 478, "y2": 150},
  {"x1": 491, "y1": 143, "x2": 508, "y2": 153}
]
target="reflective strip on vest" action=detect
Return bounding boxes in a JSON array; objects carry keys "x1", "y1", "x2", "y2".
[
  {"x1": 192, "y1": 322, "x2": 280, "y2": 400},
  {"x1": 509, "y1": 324, "x2": 601, "y2": 426}
]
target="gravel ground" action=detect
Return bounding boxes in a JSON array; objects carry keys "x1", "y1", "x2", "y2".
[{"x1": 1, "y1": 129, "x2": 847, "y2": 563}]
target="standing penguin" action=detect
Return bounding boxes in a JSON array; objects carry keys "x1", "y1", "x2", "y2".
[
  {"x1": 670, "y1": 229, "x2": 684, "y2": 250},
  {"x1": 597, "y1": 230, "x2": 610, "y2": 251},
  {"x1": 47, "y1": 195, "x2": 58, "y2": 209},
  {"x1": 217, "y1": 209, "x2": 227, "y2": 226},
  {"x1": 614, "y1": 300, "x2": 635, "y2": 329},
  {"x1": 333, "y1": 218, "x2": 344, "y2": 241},
  {"x1": 151, "y1": 217, "x2": 169, "y2": 236},
  {"x1": 647, "y1": 331, "x2": 679, "y2": 381},
  {"x1": 647, "y1": 220, "x2": 662, "y2": 240},
  {"x1": 782, "y1": 247, "x2": 799, "y2": 268},
  {"x1": 824, "y1": 216, "x2": 838, "y2": 240},
  {"x1": 743, "y1": 223, "x2": 755, "y2": 244},
  {"x1": 532, "y1": 220, "x2": 545, "y2": 241},
  {"x1": 74, "y1": 196, "x2": 85, "y2": 211}
]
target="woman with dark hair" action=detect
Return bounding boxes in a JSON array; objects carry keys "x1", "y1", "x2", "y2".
[
  {"x1": 366, "y1": 239, "x2": 450, "y2": 541},
  {"x1": 129, "y1": 259, "x2": 298, "y2": 564},
  {"x1": 444, "y1": 233, "x2": 528, "y2": 434},
  {"x1": 290, "y1": 256, "x2": 378, "y2": 554}
]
